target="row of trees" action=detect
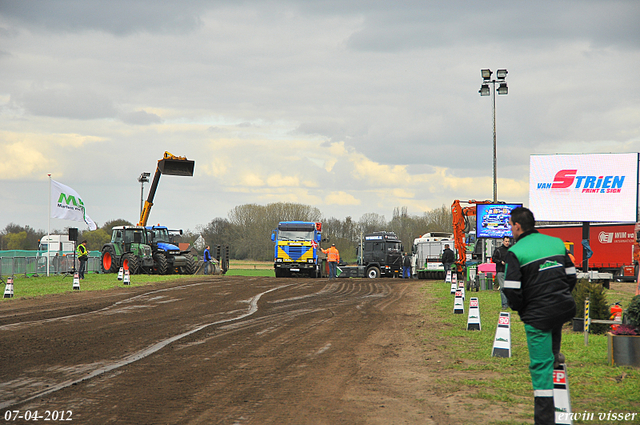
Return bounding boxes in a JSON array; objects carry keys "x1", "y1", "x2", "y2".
[
  {"x1": 0, "y1": 203, "x2": 455, "y2": 262},
  {"x1": 196, "y1": 203, "x2": 454, "y2": 262}
]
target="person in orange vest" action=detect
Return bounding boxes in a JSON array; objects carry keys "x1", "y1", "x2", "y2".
[{"x1": 322, "y1": 243, "x2": 340, "y2": 279}]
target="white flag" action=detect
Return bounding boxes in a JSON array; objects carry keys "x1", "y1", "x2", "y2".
[{"x1": 51, "y1": 180, "x2": 97, "y2": 230}]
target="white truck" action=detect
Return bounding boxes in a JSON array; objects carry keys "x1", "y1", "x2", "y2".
[
  {"x1": 38, "y1": 235, "x2": 76, "y2": 273},
  {"x1": 411, "y1": 232, "x2": 456, "y2": 279},
  {"x1": 39, "y1": 234, "x2": 75, "y2": 254}
]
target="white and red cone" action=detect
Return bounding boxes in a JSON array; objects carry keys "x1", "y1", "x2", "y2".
[{"x1": 3, "y1": 277, "x2": 14, "y2": 298}]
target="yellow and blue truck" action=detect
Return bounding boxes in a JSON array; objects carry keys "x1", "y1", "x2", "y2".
[{"x1": 271, "y1": 221, "x2": 324, "y2": 278}]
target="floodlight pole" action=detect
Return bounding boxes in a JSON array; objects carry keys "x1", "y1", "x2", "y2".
[
  {"x1": 492, "y1": 84, "x2": 497, "y2": 202},
  {"x1": 138, "y1": 172, "x2": 151, "y2": 217},
  {"x1": 479, "y1": 69, "x2": 508, "y2": 202}
]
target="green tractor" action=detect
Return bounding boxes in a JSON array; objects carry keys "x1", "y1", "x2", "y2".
[{"x1": 100, "y1": 226, "x2": 155, "y2": 274}]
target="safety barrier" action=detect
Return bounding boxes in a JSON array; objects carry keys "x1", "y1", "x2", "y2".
[{"x1": 0, "y1": 255, "x2": 102, "y2": 278}]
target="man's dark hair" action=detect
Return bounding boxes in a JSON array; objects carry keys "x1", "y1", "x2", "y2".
[{"x1": 510, "y1": 207, "x2": 535, "y2": 232}]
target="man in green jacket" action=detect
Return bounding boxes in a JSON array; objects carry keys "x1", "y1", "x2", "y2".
[{"x1": 504, "y1": 207, "x2": 577, "y2": 425}]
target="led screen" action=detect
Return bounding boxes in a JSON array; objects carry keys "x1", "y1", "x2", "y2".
[
  {"x1": 529, "y1": 153, "x2": 639, "y2": 222},
  {"x1": 476, "y1": 203, "x2": 523, "y2": 238}
]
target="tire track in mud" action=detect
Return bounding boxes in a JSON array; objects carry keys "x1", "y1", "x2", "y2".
[
  {"x1": 0, "y1": 284, "x2": 290, "y2": 410},
  {"x1": 1, "y1": 278, "x2": 401, "y2": 411},
  {"x1": 0, "y1": 280, "x2": 235, "y2": 331}
]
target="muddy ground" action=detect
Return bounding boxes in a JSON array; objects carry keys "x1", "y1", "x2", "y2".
[{"x1": 1, "y1": 276, "x2": 528, "y2": 424}]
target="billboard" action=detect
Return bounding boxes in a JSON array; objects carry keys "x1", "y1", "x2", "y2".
[
  {"x1": 530, "y1": 153, "x2": 639, "y2": 222},
  {"x1": 476, "y1": 203, "x2": 523, "y2": 238}
]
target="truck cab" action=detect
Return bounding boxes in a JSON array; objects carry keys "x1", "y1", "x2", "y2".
[
  {"x1": 360, "y1": 231, "x2": 403, "y2": 278},
  {"x1": 271, "y1": 221, "x2": 322, "y2": 277}
]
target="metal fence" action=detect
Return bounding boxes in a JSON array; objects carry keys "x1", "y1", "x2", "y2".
[{"x1": 0, "y1": 253, "x2": 102, "y2": 278}]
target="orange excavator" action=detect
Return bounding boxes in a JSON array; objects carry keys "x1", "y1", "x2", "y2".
[{"x1": 451, "y1": 200, "x2": 492, "y2": 273}]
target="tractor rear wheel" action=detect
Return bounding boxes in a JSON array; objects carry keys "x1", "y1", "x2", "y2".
[
  {"x1": 182, "y1": 253, "x2": 196, "y2": 275},
  {"x1": 153, "y1": 254, "x2": 169, "y2": 275},
  {"x1": 122, "y1": 253, "x2": 140, "y2": 275},
  {"x1": 101, "y1": 246, "x2": 119, "y2": 274}
]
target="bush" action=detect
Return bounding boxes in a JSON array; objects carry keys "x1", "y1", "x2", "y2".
[
  {"x1": 624, "y1": 295, "x2": 640, "y2": 329},
  {"x1": 572, "y1": 279, "x2": 610, "y2": 334}
]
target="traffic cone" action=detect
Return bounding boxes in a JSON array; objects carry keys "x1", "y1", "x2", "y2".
[
  {"x1": 123, "y1": 269, "x2": 131, "y2": 285},
  {"x1": 117, "y1": 267, "x2": 124, "y2": 281},
  {"x1": 73, "y1": 273, "x2": 80, "y2": 291},
  {"x1": 553, "y1": 364, "x2": 572, "y2": 424},
  {"x1": 3, "y1": 277, "x2": 14, "y2": 298},
  {"x1": 453, "y1": 289, "x2": 464, "y2": 314},
  {"x1": 491, "y1": 312, "x2": 511, "y2": 358},
  {"x1": 467, "y1": 297, "x2": 481, "y2": 330}
]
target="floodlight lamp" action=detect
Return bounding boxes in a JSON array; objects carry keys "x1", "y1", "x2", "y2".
[
  {"x1": 479, "y1": 84, "x2": 490, "y2": 96},
  {"x1": 496, "y1": 69, "x2": 508, "y2": 80},
  {"x1": 138, "y1": 172, "x2": 151, "y2": 183},
  {"x1": 481, "y1": 69, "x2": 492, "y2": 80},
  {"x1": 497, "y1": 83, "x2": 508, "y2": 95}
]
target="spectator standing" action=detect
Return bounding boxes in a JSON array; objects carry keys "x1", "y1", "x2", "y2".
[
  {"x1": 402, "y1": 253, "x2": 412, "y2": 279},
  {"x1": 76, "y1": 240, "x2": 89, "y2": 279},
  {"x1": 203, "y1": 245, "x2": 212, "y2": 275},
  {"x1": 504, "y1": 207, "x2": 577, "y2": 425},
  {"x1": 321, "y1": 244, "x2": 340, "y2": 279},
  {"x1": 441, "y1": 244, "x2": 455, "y2": 273},
  {"x1": 492, "y1": 236, "x2": 511, "y2": 309}
]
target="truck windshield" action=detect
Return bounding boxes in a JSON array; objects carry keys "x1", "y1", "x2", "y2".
[
  {"x1": 278, "y1": 230, "x2": 314, "y2": 241},
  {"x1": 387, "y1": 242, "x2": 402, "y2": 252}
]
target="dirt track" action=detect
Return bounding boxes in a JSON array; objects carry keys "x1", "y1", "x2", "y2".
[{"x1": 0, "y1": 276, "x2": 503, "y2": 425}]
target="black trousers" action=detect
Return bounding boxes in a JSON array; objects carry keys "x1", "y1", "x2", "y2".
[{"x1": 78, "y1": 259, "x2": 87, "y2": 278}]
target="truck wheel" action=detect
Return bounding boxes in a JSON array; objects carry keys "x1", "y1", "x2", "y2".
[
  {"x1": 182, "y1": 253, "x2": 196, "y2": 275},
  {"x1": 101, "y1": 246, "x2": 119, "y2": 274},
  {"x1": 366, "y1": 266, "x2": 381, "y2": 279},
  {"x1": 153, "y1": 254, "x2": 169, "y2": 275},
  {"x1": 122, "y1": 253, "x2": 140, "y2": 275},
  {"x1": 275, "y1": 268, "x2": 285, "y2": 278}
]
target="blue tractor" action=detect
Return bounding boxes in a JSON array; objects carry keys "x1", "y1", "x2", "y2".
[{"x1": 146, "y1": 225, "x2": 196, "y2": 275}]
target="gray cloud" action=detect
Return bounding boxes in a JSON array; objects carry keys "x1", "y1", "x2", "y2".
[
  {"x1": 0, "y1": 0, "x2": 639, "y2": 233},
  {"x1": 0, "y1": 0, "x2": 207, "y2": 35},
  {"x1": 119, "y1": 110, "x2": 163, "y2": 125},
  {"x1": 13, "y1": 88, "x2": 117, "y2": 120}
]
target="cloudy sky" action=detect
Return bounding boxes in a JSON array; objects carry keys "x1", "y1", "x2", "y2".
[{"x1": 1, "y1": 0, "x2": 639, "y2": 233}]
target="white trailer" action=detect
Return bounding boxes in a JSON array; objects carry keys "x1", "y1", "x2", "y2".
[
  {"x1": 39, "y1": 235, "x2": 75, "y2": 254},
  {"x1": 411, "y1": 233, "x2": 456, "y2": 279}
]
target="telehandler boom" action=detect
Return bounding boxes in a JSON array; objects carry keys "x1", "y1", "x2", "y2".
[{"x1": 138, "y1": 152, "x2": 195, "y2": 227}]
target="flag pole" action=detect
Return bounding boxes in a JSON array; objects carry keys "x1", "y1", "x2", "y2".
[{"x1": 48, "y1": 174, "x2": 51, "y2": 277}]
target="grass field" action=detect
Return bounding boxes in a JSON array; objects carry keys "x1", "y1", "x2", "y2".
[
  {"x1": 226, "y1": 260, "x2": 274, "y2": 276},
  {"x1": 423, "y1": 281, "x2": 640, "y2": 424}
]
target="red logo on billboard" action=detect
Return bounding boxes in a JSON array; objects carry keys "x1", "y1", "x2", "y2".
[
  {"x1": 498, "y1": 316, "x2": 510, "y2": 326},
  {"x1": 552, "y1": 169, "x2": 577, "y2": 189}
]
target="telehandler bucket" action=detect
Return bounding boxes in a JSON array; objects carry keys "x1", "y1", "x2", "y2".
[{"x1": 158, "y1": 157, "x2": 195, "y2": 176}]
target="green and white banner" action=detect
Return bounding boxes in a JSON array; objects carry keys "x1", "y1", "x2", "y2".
[{"x1": 51, "y1": 180, "x2": 97, "y2": 231}]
